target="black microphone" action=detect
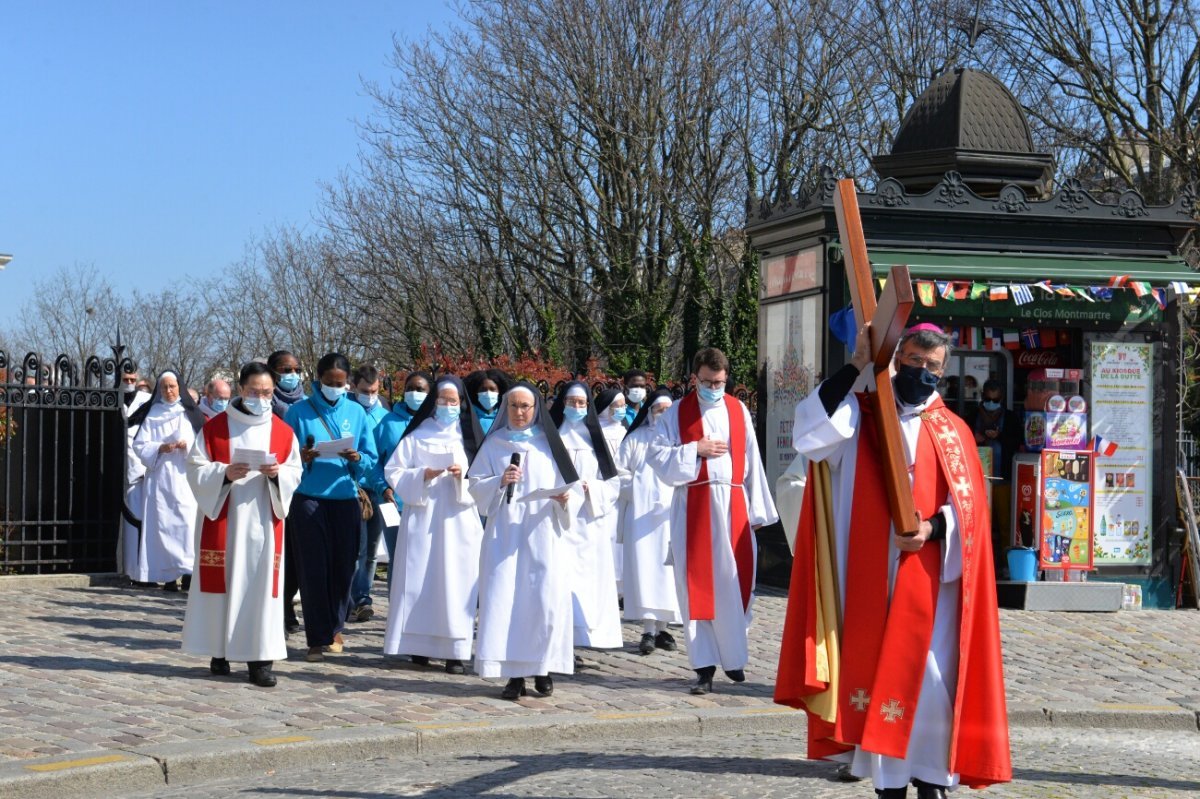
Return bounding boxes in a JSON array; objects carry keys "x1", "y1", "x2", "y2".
[
  {"x1": 305, "y1": 435, "x2": 314, "y2": 471},
  {"x1": 505, "y1": 452, "x2": 521, "y2": 504}
]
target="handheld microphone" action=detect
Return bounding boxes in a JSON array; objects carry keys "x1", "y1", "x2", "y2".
[
  {"x1": 505, "y1": 453, "x2": 521, "y2": 504},
  {"x1": 305, "y1": 435, "x2": 314, "y2": 470}
]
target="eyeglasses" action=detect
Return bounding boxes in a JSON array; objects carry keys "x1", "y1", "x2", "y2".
[
  {"x1": 698, "y1": 379, "x2": 726, "y2": 389},
  {"x1": 896, "y1": 351, "x2": 945, "y2": 375},
  {"x1": 508, "y1": 402, "x2": 535, "y2": 411},
  {"x1": 243, "y1": 389, "x2": 274, "y2": 399}
]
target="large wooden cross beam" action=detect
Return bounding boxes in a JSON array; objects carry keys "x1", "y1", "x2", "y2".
[{"x1": 833, "y1": 179, "x2": 921, "y2": 537}]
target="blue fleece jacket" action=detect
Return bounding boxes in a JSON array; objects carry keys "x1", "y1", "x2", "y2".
[{"x1": 285, "y1": 389, "x2": 379, "y2": 500}]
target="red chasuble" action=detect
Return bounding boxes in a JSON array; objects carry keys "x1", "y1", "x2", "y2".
[
  {"x1": 198, "y1": 413, "x2": 294, "y2": 597},
  {"x1": 677, "y1": 392, "x2": 754, "y2": 621},
  {"x1": 775, "y1": 395, "x2": 1011, "y2": 788}
]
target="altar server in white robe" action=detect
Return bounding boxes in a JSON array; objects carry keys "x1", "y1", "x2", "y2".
[
  {"x1": 618, "y1": 389, "x2": 681, "y2": 655},
  {"x1": 594, "y1": 388, "x2": 628, "y2": 588},
  {"x1": 382, "y1": 375, "x2": 485, "y2": 675},
  {"x1": 129, "y1": 370, "x2": 205, "y2": 590},
  {"x1": 550, "y1": 382, "x2": 623, "y2": 651},
  {"x1": 468, "y1": 383, "x2": 579, "y2": 700},
  {"x1": 646, "y1": 347, "x2": 778, "y2": 694},
  {"x1": 181, "y1": 362, "x2": 303, "y2": 687}
]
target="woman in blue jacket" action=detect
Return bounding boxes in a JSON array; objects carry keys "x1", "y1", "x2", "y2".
[{"x1": 284, "y1": 352, "x2": 378, "y2": 663}]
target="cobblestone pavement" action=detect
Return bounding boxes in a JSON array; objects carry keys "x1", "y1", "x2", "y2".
[
  {"x1": 0, "y1": 581, "x2": 1197, "y2": 764},
  {"x1": 126, "y1": 727, "x2": 1200, "y2": 799}
]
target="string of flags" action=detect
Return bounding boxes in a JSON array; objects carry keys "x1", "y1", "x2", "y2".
[
  {"x1": 909, "y1": 274, "x2": 1199, "y2": 311},
  {"x1": 941, "y1": 325, "x2": 1070, "y2": 351}
]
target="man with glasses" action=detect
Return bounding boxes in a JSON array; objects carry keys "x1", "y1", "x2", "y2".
[
  {"x1": 646, "y1": 347, "x2": 778, "y2": 695},
  {"x1": 780, "y1": 323, "x2": 1010, "y2": 798}
]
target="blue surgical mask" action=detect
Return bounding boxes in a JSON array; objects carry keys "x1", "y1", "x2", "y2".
[
  {"x1": 435, "y1": 404, "x2": 461, "y2": 423},
  {"x1": 507, "y1": 425, "x2": 538, "y2": 441},
  {"x1": 563, "y1": 407, "x2": 587, "y2": 424},
  {"x1": 357, "y1": 393, "x2": 379, "y2": 410},
  {"x1": 277, "y1": 373, "x2": 301, "y2": 391},
  {"x1": 478, "y1": 391, "x2": 499, "y2": 410},
  {"x1": 244, "y1": 396, "x2": 272, "y2": 416},
  {"x1": 320, "y1": 384, "x2": 347, "y2": 403},
  {"x1": 698, "y1": 386, "x2": 724, "y2": 404},
  {"x1": 211, "y1": 398, "x2": 229, "y2": 413},
  {"x1": 982, "y1": 400, "x2": 1001, "y2": 412},
  {"x1": 404, "y1": 390, "x2": 427, "y2": 411}
]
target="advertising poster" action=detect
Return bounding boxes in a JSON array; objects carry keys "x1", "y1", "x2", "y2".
[
  {"x1": 1039, "y1": 449, "x2": 1094, "y2": 571},
  {"x1": 1012, "y1": 456, "x2": 1039, "y2": 548},
  {"x1": 1089, "y1": 342, "x2": 1153, "y2": 565},
  {"x1": 759, "y1": 296, "x2": 820, "y2": 489}
]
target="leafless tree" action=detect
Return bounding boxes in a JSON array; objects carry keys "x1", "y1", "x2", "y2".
[{"x1": 15, "y1": 263, "x2": 123, "y2": 376}]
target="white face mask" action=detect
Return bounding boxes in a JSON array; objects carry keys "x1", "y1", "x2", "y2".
[
  {"x1": 320, "y1": 384, "x2": 347, "y2": 403},
  {"x1": 627, "y1": 387, "x2": 647, "y2": 405},
  {"x1": 122, "y1": 383, "x2": 137, "y2": 394},
  {"x1": 404, "y1": 390, "x2": 427, "y2": 411}
]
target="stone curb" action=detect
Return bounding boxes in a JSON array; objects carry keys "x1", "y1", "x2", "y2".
[
  {"x1": 0, "y1": 573, "x2": 125, "y2": 591},
  {"x1": 3, "y1": 705, "x2": 1196, "y2": 799}
]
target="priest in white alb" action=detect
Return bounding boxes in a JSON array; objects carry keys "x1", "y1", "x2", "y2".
[
  {"x1": 181, "y1": 362, "x2": 303, "y2": 688},
  {"x1": 646, "y1": 347, "x2": 778, "y2": 694}
]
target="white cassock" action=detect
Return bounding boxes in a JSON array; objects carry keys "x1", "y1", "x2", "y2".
[
  {"x1": 617, "y1": 418, "x2": 680, "y2": 623},
  {"x1": 599, "y1": 417, "x2": 627, "y2": 586},
  {"x1": 382, "y1": 417, "x2": 484, "y2": 660},
  {"x1": 120, "y1": 391, "x2": 152, "y2": 577},
  {"x1": 181, "y1": 403, "x2": 303, "y2": 662},
  {"x1": 469, "y1": 432, "x2": 574, "y2": 678},
  {"x1": 131, "y1": 401, "x2": 199, "y2": 583},
  {"x1": 558, "y1": 421, "x2": 623, "y2": 649},
  {"x1": 792, "y1": 388, "x2": 962, "y2": 789},
  {"x1": 646, "y1": 397, "x2": 778, "y2": 670}
]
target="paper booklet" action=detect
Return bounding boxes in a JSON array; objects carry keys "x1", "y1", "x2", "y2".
[
  {"x1": 231, "y1": 448, "x2": 278, "y2": 469},
  {"x1": 516, "y1": 482, "x2": 581, "y2": 503},
  {"x1": 314, "y1": 435, "x2": 356, "y2": 457}
]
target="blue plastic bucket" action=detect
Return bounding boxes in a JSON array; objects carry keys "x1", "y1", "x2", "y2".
[{"x1": 1006, "y1": 547, "x2": 1038, "y2": 582}]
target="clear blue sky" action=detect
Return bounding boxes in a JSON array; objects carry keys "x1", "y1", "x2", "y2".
[{"x1": 1, "y1": 1, "x2": 457, "y2": 313}]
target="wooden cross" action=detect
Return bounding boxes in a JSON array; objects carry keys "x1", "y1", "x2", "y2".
[{"x1": 833, "y1": 178, "x2": 920, "y2": 537}]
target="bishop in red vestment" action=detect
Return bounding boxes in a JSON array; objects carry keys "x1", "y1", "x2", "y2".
[{"x1": 776, "y1": 325, "x2": 1011, "y2": 798}]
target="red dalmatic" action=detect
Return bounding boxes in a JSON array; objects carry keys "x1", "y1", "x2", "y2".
[
  {"x1": 198, "y1": 413, "x2": 294, "y2": 597},
  {"x1": 677, "y1": 392, "x2": 753, "y2": 621},
  {"x1": 775, "y1": 395, "x2": 1012, "y2": 789}
]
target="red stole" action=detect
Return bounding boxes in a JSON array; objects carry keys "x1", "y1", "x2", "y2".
[
  {"x1": 677, "y1": 392, "x2": 753, "y2": 621},
  {"x1": 774, "y1": 395, "x2": 1011, "y2": 788},
  {"x1": 198, "y1": 413, "x2": 294, "y2": 597}
]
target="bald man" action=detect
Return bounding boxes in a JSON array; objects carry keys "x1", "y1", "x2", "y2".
[{"x1": 199, "y1": 379, "x2": 232, "y2": 419}]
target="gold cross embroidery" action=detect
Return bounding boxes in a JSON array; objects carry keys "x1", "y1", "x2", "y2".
[
  {"x1": 880, "y1": 699, "x2": 905, "y2": 723},
  {"x1": 850, "y1": 689, "x2": 871, "y2": 712}
]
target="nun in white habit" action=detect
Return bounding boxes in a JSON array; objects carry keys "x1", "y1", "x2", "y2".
[
  {"x1": 382, "y1": 375, "x2": 485, "y2": 675},
  {"x1": 618, "y1": 389, "x2": 682, "y2": 654},
  {"x1": 594, "y1": 388, "x2": 629, "y2": 589},
  {"x1": 550, "y1": 382, "x2": 623, "y2": 651},
  {"x1": 129, "y1": 370, "x2": 204, "y2": 589},
  {"x1": 181, "y1": 362, "x2": 303, "y2": 687},
  {"x1": 468, "y1": 383, "x2": 579, "y2": 700}
]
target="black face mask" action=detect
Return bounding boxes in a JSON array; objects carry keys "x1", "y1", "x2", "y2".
[{"x1": 893, "y1": 364, "x2": 940, "y2": 406}]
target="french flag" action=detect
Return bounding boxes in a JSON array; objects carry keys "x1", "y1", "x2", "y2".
[{"x1": 1093, "y1": 436, "x2": 1119, "y2": 457}]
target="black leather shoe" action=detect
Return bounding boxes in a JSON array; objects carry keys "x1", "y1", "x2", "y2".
[
  {"x1": 654, "y1": 630, "x2": 677, "y2": 651},
  {"x1": 162, "y1": 580, "x2": 179, "y2": 592},
  {"x1": 248, "y1": 661, "x2": 277, "y2": 688},
  {"x1": 284, "y1": 619, "x2": 301, "y2": 635},
  {"x1": 912, "y1": 779, "x2": 948, "y2": 799},
  {"x1": 501, "y1": 678, "x2": 527, "y2": 700},
  {"x1": 411, "y1": 655, "x2": 430, "y2": 666},
  {"x1": 690, "y1": 666, "x2": 716, "y2": 695},
  {"x1": 638, "y1": 633, "x2": 656, "y2": 655},
  {"x1": 180, "y1": 574, "x2": 192, "y2": 591},
  {"x1": 724, "y1": 668, "x2": 746, "y2": 682},
  {"x1": 209, "y1": 657, "x2": 231, "y2": 676},
  {"x1": 875, "y1": 788, "x2": 907, "y2": 798},
  {"x1": 445, "y1": 659, "x2": 465, "y2": 675},
  {"x1": 534, "y1": 675, "x2": 553, "y2": 696}
]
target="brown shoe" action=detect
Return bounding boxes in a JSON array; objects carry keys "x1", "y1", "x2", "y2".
[{"x1": 305, "y1": 647, "x2": 324, "y2": 662}]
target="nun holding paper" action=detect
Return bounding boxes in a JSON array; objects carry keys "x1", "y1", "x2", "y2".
[
  {"x1": 382, "y1": 375, "x2": 485, "y2": 676},
  {"x1": 467, "y1": 382, "x2": 579, "y2": 701}
]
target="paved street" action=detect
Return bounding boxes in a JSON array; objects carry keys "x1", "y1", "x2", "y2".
[
  {"x1": 125, "y1": 728, "x2": 1200, "y2": 799},
  {"x1": 0, "y1": 577, "x2": 1197, "y2": 797}
]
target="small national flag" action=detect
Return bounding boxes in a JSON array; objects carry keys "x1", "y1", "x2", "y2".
[
  {"x1": 1131, "y1": 281, "x2": 1151, "y2": 298},
  {"x1": 1003, "y1": 329, "x2": 1020, "y2": 350},
  {"x1": 877, "y1": 278, "x2": 888, "y2": 291},
  {"x1": 1170, "y1": 281, "x2": 1190, "y2": 297},
  {"x1": 1039, "y1": 327, "x2": 1058, "y2": 346},
  {"x1": 1055, "y1": 284, "x2": 1076, "y2": 297},
  {"x1": 1109, "y1": 275, "x2": 1131, "y2": 287},
  {"x1": 953, "y1": 283, "x2": 969, "y2": 300},
  {"x1": 1011, "y1": 284, "x2": 1034, "y2": 305},
  {"x1": 989, "y1": 285, "x2": 1009, "y2": 301},
  {"x1": 938, "y1": 281, "x2": 955, "y2": 300},
  {"x1": 1090, "y1": 286, "x2": 1113, "y2": 301},
  {"x1": 1093, "y1": 435, "x2": 1119, "y2": 457},
  {"x1": 1033, "y1": 280, "x2": 1055, "y2": 295},
  {"x1": 917, "y1": 280, "x2": 937, "y2": 307},
  {"x1": 1151, "y1": 288, "x2": 1167, "y2": 309},
  {"x1": 1075, "y1": 288, "x2": 1095, "y2": 302},
  {"x1": 969, "y1": 282, "x2": 988, "y2": 300},
  {"x1": 1020, "y1": 328, "x2": 1041, "y2": 348}
]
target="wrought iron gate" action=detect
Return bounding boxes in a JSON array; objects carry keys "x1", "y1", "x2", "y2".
[{"x1": 0, "y1": 350, "x2": 130, "y2": 574}]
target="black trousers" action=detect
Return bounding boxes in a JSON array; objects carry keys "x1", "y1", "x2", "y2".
[
  {"x1": 289, "y1": 495, "x2": 361, "y2": 649},
  {"x1": 283, "y1": 524, "x2": 299, "y2": 624}
]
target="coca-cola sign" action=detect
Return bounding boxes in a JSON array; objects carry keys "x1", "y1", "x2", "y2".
[{"x1": 1015, "y1": 349, "x2": 1063, "y2": 368}]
